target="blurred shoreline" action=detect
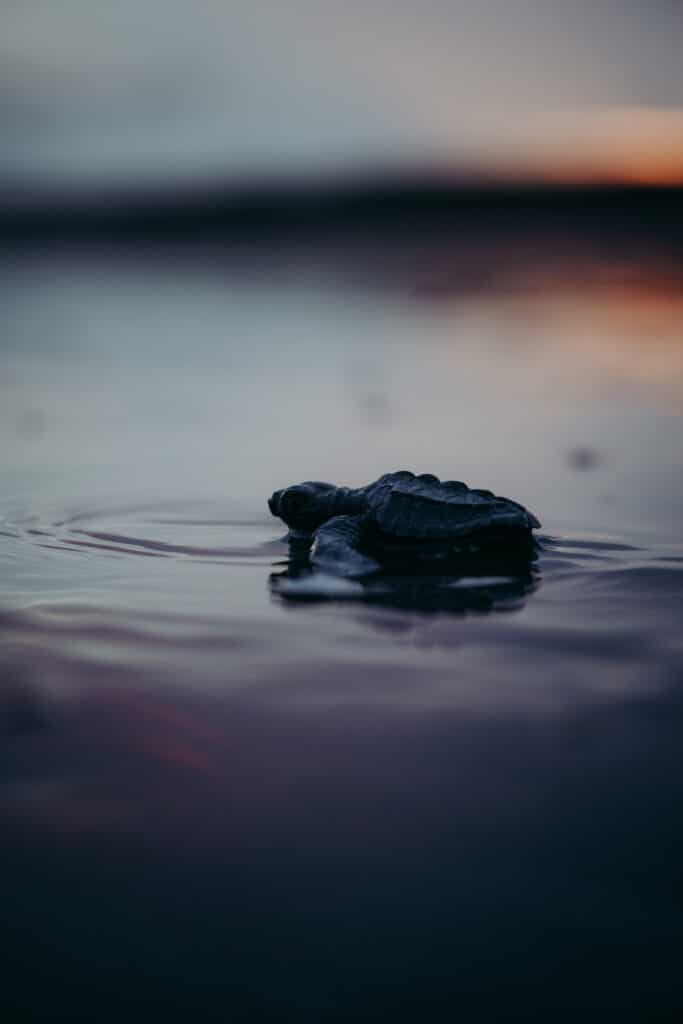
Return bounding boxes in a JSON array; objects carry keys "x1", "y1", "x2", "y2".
[{"x1": 2, "y1": 177, "x2": 682, "y2": 246}]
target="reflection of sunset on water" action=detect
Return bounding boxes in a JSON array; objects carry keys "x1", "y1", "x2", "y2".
[{"x1": 479, "y1": 285, "x2": 683, "y2": 402}]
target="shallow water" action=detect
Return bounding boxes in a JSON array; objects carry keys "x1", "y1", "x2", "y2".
[{"x1": 2, "y1": 244, "x2": 683, "y2": 1019}]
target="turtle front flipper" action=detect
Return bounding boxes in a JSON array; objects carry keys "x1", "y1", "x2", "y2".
[{"x1": 311, "y1": 514, "x2": 381, "y2": 578}]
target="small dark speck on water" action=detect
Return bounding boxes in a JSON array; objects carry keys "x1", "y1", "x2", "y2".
[{"x1": 567, "y1": 446, "x2": 602, "y2": 471}]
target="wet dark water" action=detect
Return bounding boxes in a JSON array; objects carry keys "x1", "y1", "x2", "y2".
[{"x1": 2, "y1": 245, "x2": 683, "y2": 1020}]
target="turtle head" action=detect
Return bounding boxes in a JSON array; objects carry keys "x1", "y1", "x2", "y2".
[
  {"x1": 268, "y1": 481, "x2": 364, "y2": 533},
  {"x1": 269, "y1": 481, "x2": 341, "y2": 533}
]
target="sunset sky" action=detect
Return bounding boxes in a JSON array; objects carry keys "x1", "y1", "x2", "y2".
[{"x1": 1, "y1": 1, "x2": 682, "y2": 186}]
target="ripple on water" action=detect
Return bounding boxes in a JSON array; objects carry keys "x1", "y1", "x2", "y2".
[{"x1": 1, "y1": 498, "x2": 681, "y2": 714}]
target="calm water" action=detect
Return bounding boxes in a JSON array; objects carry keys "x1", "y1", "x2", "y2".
[{"x1": 2, "y1": 241, "x2": 683, "y2": 1020}]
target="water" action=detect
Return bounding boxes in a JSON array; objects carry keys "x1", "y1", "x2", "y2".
[{"x1": 2, "y1": 240, "x2": 683, "y2": 1020}]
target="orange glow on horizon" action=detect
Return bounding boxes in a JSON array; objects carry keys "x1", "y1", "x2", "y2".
[{"x1": 498, "y1": 107, "x2": 683, "y2": 186}]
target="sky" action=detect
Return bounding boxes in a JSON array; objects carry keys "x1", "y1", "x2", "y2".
[{"x1": 1, "y1": 0, "x2": 682, "y2": 185}]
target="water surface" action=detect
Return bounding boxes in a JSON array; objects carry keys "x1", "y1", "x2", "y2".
[{"x1": 2, "y1": 243, "x2": 683, "y2": 1020}]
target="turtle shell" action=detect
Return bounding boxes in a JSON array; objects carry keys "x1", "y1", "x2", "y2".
[{"x1": 361, "y1": 472, "x2": 540, "y2": 540}]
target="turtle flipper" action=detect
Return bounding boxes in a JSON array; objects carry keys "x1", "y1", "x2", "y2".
[{"x1": 311, "y1": 514, "x2": 381, "y2": 578}]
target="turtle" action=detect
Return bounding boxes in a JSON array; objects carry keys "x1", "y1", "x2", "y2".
[{"x1": 268, "y1": 471, "x2": 540, "y2": 577}]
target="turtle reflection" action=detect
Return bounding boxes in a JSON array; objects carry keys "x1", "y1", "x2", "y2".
[{"x1": 269, "y1": 537, "x2": 540, "y2": 616}]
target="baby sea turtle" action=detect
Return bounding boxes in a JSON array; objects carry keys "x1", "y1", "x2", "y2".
[{"x1": 268, "y1": 471, "x2": 540, "y2": 577}]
